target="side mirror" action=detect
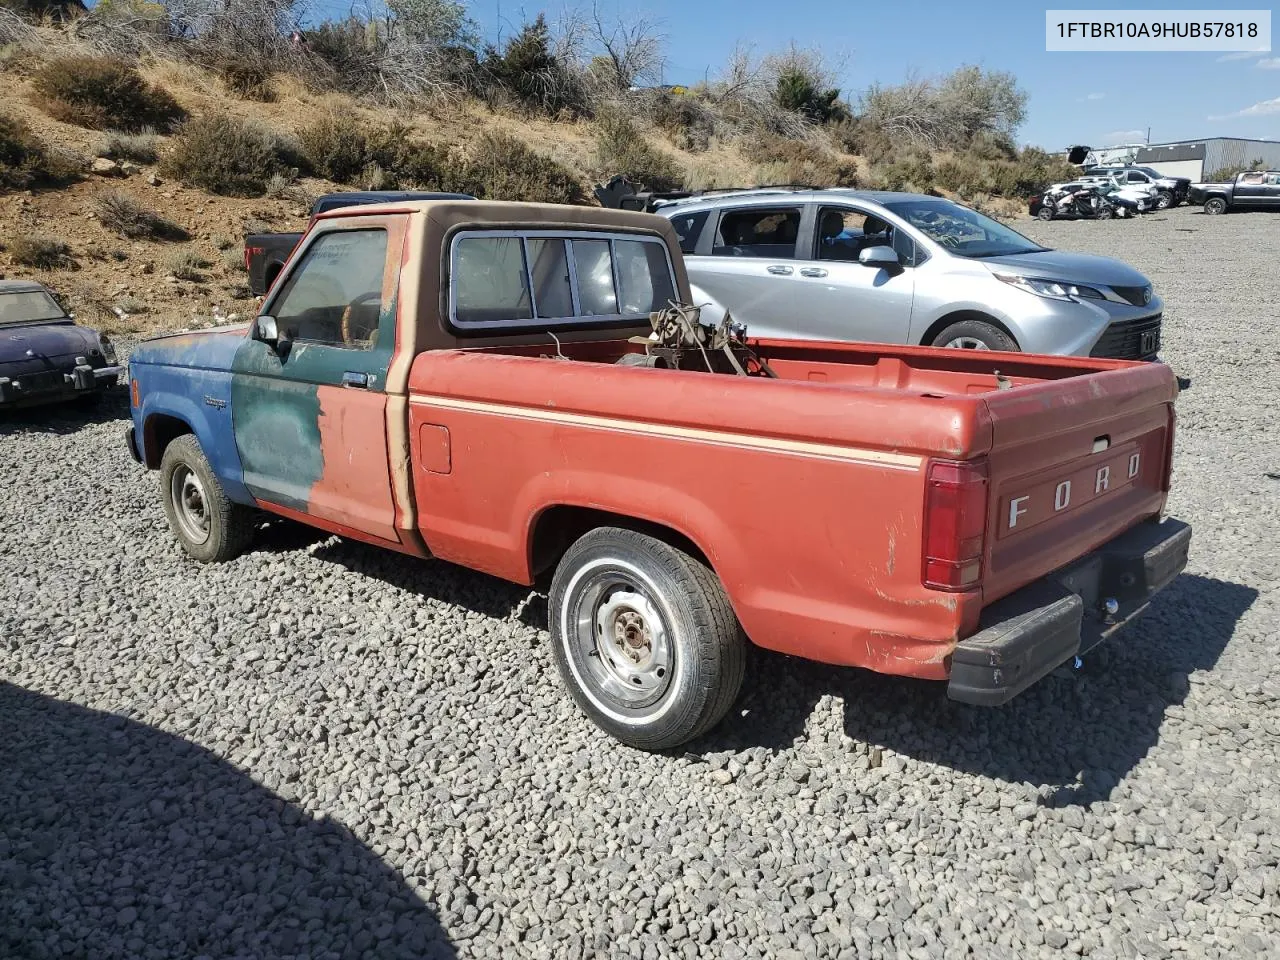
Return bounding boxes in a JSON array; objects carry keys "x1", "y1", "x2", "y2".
[
  {"x1": 858, "y1": 245, "x2": 901, "y2": 268},
  {"x1": 253, "y1": 315, "x2": 280, "y2": 349}
]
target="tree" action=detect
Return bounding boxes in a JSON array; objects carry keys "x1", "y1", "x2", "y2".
[{"x1": 587, "y1": 1, "x2": 664, "y2": 90}]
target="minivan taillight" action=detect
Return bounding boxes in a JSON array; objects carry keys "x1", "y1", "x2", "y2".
[{"x1": 922, "y1": 459, "x2": 989, "y2": 592}]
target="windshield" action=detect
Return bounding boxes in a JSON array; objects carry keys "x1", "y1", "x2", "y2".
[
  {"x1": 880, "y1": 198, "x2": 1044, "y2": 258},
  {"x1": 0, "y1": 290, "x2": 66, "y2": 324}
]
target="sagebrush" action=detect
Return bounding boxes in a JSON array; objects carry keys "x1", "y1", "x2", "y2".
[
  {"x1": 161, "y1": 113, "x2": 300, "y2": 197},
  {"x1": 0, "y1": 111, "x2": 81, "y2": 191},
  {"x1": 94, "y1": 191, "x2": 188, "y2": 240},
  {"x1": 32, "y1": 56, "x2": 183, "y2": 131},
  {"x1": 9, "y1": 235, "x2": 74, "y2": 269}
]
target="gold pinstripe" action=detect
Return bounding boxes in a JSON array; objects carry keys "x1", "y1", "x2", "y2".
[{"x1": 408, "y1": 394, "x2": 923, "y2": 470}]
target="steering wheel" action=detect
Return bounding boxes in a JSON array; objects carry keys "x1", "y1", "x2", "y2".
[
  {"x1": 935, "y1": 233, "x2": 961, "y2": 249},
  {"x1": 340, "y1": 291, "x2": 382, "y2": 346}
]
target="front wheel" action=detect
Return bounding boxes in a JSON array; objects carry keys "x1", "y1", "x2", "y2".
[
  {"x1": 549, "y1": 527, "x2": 746, "y2": 750},
  {"x1": 1154, "y1": 191, "x2": 1173, "y2": 210},
  {"x1": 931, "y1": 319, "x2": 1019, "y2": 352},
  {"x1": 160, "y1": 434, "x2": 255, "y2": 562},
  {"x1": 1204, "y1": 197, "x2": 1227, "y2": 215}
]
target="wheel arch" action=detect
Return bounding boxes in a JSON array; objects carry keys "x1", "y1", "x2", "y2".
[
  {"x1": 142, "y1": 411, "x2": 194, "y2": 469},
  {"x1": 528, "y1": 505, "x2": 714, "y2": 585},
  {"x1": 920, "y1": 310, "x2": 1019, "y2": 349}
]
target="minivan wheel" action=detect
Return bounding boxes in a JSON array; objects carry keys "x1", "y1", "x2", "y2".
[
  {"x1": 549, "y1": 527, "x2": 746, "y2": 751},
  {"x1": 1204, "y1": 197, "x2": 1227, "y2": 215},
  {"x1": 932, "y1": 319, "x2": 1019, "y2": 352}
]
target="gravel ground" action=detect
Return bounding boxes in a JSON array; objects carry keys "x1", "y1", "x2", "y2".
[{"x1": 2, "y1": 206, "x2": 1278, "y2": 960}]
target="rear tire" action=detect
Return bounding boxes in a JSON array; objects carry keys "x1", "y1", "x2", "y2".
[
  {"x1": 1036, "y1": 206, "x2": 1054, "y2": 221},
  {"x1": 1204, "y1": 197, "x2": 1227, "y2": 215},
  {"x1": 931, "y1": 319, "x2": 1019, "y2": 352},
  {"x1": 160, "y1": 434, "x2": 254, "y2": 562},
  {"x1": 549, "y1": 527, "x2": 746, "y2": 751}
]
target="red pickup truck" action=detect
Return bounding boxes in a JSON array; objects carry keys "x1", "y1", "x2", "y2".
[{"x1": 127, "y1": 200, "x2": 1191, "y2": 749}]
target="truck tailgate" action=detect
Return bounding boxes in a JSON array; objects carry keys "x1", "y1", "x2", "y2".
[{"x1": 981, "y1": 362, "x2": 1176, "y2": 604}]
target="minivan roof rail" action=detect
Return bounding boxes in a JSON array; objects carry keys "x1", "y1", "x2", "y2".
[{"x1": 593, "y1": 176, "x2": 831, "y2": 213}]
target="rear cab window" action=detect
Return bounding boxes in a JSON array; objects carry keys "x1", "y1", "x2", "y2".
[
  {"x1": 449, "y1": 230, "x2": 677, "y2": 331},
  {"x1": 712, "y1": 207, "x2": 803, "y2": 259}
]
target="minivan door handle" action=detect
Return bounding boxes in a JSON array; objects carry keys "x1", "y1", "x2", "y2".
[
  {"x1": 799, "y1": 267, "x2": 828, "y2": 278},
  {"x1": 342, "y1": 371, "x2": 369, "y2": 389},
  {"x1": 766, "y1": 265, "x2": 793, "y2": 275}
]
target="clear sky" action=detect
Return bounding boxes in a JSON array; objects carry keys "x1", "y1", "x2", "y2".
[{"x1": 310, "y1": 0, "x2": 1279, "y2": 148}]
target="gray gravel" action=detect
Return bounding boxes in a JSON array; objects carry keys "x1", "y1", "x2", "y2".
[{"x1": 3, "y1": 206, "x2": 1279, "y2": 959}]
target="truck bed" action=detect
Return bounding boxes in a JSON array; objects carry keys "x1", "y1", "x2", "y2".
[{"x1": 404, "y1": 336, "x2": 1175, "y2": 678}]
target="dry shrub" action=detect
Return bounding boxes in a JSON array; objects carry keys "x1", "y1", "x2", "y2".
[
  {"x1": 165, "y1": 247, "x2": 209, "y2": 281},
  {"x1": 461, "y1": 133, "x2": 583, "y2": 204},
  {"x1": 645, "y1": 91, "x2": 715, "y2": 152},
  {"x1": 97, "y1": 129, "x2": 159, "y2": 164},
  {"x1": 753, "y1": 136, "x2": 857, "y2": 187},
  {"x1": 594, "y1": 113, "x2": 683, "y2": 191},
  {"x1": 0, "y1": 111, "x2": 81, "y2": 191},
  {"x1": 161, "y1": 113, "x2": 299, "y2": 197},
  {"x1": 218, "y1": 61, "x2": 276, "y2": 102},
  {"x1": 94, "y1": 190, "x2": 188, "y2": 240},
  {"x1": 31, "y1": 55, "x2": 183, "y2": 131},
  {"x1": 9, "y1": 235, "x2": 74, "y2": 269}
]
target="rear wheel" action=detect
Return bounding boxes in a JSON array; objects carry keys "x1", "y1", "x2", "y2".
[
  {"x1": 1204, "y1": 197, "x2": 1227, "y2": 215},
  {"x1": 1036, "y1": 206, "x2": 1054, "y2": 221},
  {"x1": 549, "y1": 527, "x2": 746, "y2": 751},
  {"x1": 1096, "y1": 205, "x2": 1114, "y2": 220},
  {"x1": 160, "y1": 434, "x2": 254, "y2": 562},
  {"x1": 931, "y1": 319, "x2": 1019, "y2": 352}
]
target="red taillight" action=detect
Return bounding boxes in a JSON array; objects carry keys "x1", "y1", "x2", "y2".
[
  {"x1": 1162, "y1": 406, "x2": 1177, "y2": 492},
  {"x1": 922, "y1": 458, "x2": 989, "y2": 591}
]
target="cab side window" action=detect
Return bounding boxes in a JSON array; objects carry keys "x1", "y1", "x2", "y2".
[
  {"x1": 712, "y1": 207, "x2": 802, "y2": 258},
  {"x1": 270, "y1": 229, "x2": 388, "y2": 350}
]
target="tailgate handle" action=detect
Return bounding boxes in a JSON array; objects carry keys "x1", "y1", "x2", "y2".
[{"x1": 1093, "y1": 435, "x2": 1111, "y2": 453}]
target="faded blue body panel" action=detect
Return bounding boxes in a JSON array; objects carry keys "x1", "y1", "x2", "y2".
[{"x1": 129, "y1": 327, "x2": 254, "y2": 505}]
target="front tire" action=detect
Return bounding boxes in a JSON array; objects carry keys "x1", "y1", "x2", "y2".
[
  {"x1": 160, "y1": 434, "x2": 254, "y2": 562},
  {"x1": 931, "y1": 319, "x2": 1019, "y2": 352},
  {"x1": 1154, "y1": 191, "x2": 1173, "y2": 210},
  {"x1": 1204, "y1": 197, "x2": 1227, "y2": 215},
  {"x1": 549, "y1": 527, "x2": 746, "y2": 751}
]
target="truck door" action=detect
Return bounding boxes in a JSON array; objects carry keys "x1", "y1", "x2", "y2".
[{"x1": 231, "y1": 215, "x2": 407, "y2": 543}]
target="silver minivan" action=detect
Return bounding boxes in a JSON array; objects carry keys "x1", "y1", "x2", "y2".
[{"x1": 656, "y1": 189, "x2": 1163, "y2": 360}]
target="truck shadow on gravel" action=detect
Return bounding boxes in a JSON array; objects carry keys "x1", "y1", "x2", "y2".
[
  {"x1": 705, "y1": 573, "x2": 1256, "y2": 806},
  {"x1": 0, "y1": 387, "x2": 131, "y2": 436},
  {"x1": 0, "y1": 682, "x2": 456, "y2": 960}
]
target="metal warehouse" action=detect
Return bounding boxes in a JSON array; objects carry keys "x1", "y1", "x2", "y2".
[{"x1": 1133, "y1": 138, "x2": 1280, "y2": 180}]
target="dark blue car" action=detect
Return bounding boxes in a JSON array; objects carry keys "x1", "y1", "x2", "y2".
[{"x1": 0, "y1": 280, "x2": 122, "y2": 408}]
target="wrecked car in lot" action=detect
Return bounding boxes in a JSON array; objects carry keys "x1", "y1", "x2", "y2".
[
  {"x1": 0, "y1": 280, "x2": 122, "y2": 408},
  {"x1": 126, "y1": 199, "x2": 1191, "y2": 750}
]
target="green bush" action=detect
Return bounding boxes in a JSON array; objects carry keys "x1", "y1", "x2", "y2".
[
  {"x1": 0, "y1": 111, "x2": 81, "y2": 191},
  {"x1": 32, "y1": 56, "x2": 183, "y2": 131},
  {"x1": 775, "y1": 67, "x2": 848, "y2": 124},
  {"x1": 594, "y1": 113, "x2": 683, "y2": 192},
  {"x1": 481, "y1": 14, "x2": 587, "y2": 117},
  {"x1": 1206, "y1": 158, "x2": 1264, "y2": 181},
  {"x1": 297, "y1": 110, "x2": 373, "y2": 183},
  {"x1": 161, "y1": 113, "x2": 298, "y2": 197},
  {"x1": 9, "y1": 235, "x2": 74, "y2": 269}
]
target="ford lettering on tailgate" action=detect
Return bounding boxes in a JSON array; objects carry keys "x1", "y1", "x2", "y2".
[{"x1": 1000, "y1": 441, "x2": 1151, "y2": 537}]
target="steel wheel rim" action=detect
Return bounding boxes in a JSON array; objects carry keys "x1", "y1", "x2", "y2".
[
  {"x1": 170, "y1": 465, "x2": 211, "y2": 545},
  {"x1": 569, "y1": 566, "x2": 674, "y2": 712},
  {"x1": 943, "y1": 336, "x2": 990, "y2": 350}
]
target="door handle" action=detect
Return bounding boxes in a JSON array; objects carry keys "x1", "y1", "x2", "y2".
[
  {"x1": 342, "y1": 371, "x2": 369, "y2": 389},
  {"x1": 766, "y1": 265, "x2": 793, "y2": 275},
  {"x1": 799, "y1": 267, "x2": 828, "y2": 278}
]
